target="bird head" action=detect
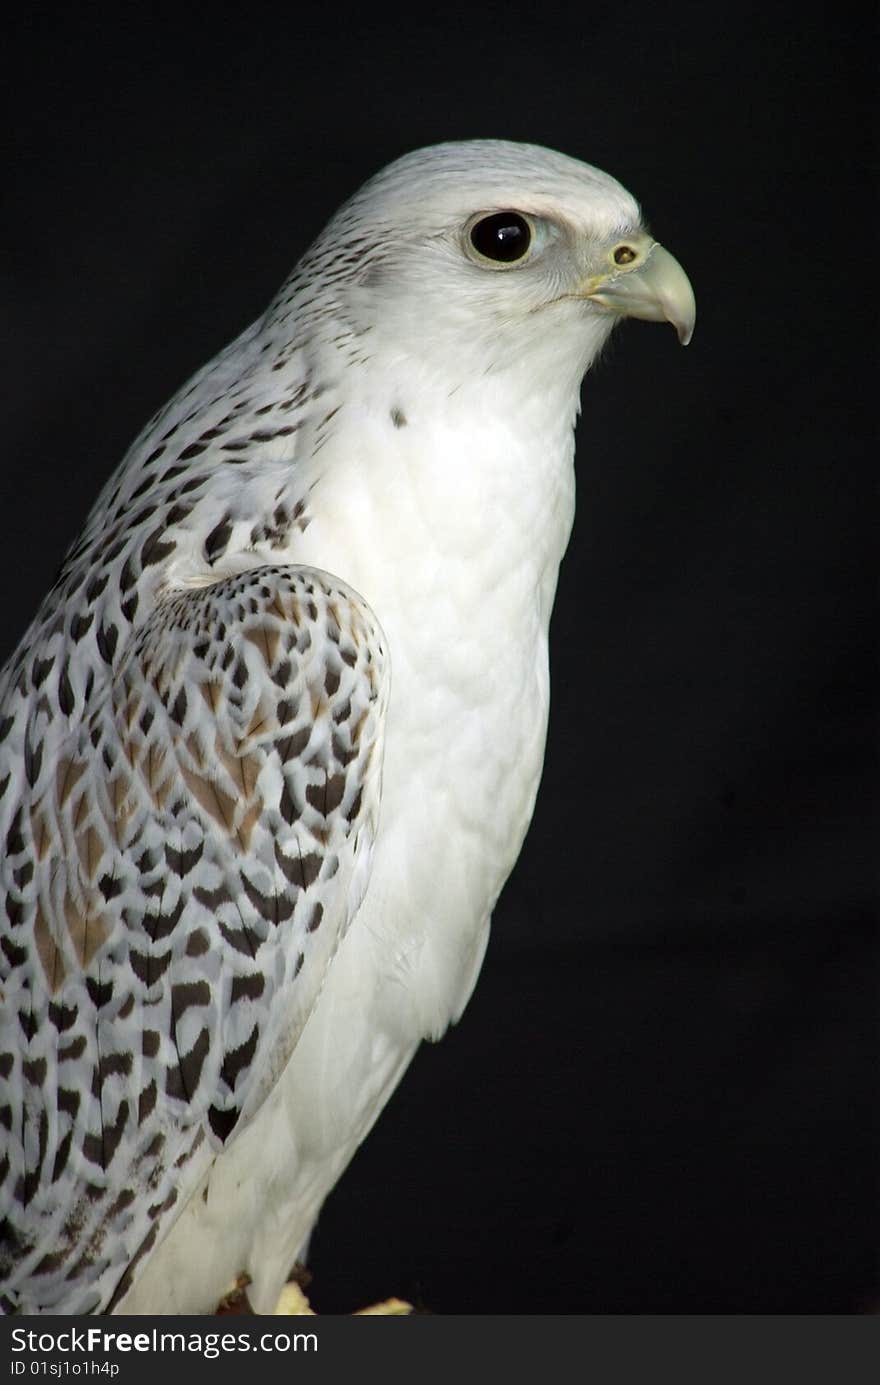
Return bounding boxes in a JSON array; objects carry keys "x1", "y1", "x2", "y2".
[{"x1": 289, "y1": 140, "x2": 694, "y2": 402}]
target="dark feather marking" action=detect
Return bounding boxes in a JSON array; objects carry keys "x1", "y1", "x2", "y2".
[{"x1": 220, "y1": 1023, "x2": 260, "y2": 1091}]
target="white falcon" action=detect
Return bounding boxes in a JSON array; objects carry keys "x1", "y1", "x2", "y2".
[{"x1": 0, "y1": 140, "x2": 694, "y2": 1314}]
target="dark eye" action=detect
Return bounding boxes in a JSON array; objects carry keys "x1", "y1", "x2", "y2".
[{"x1": 469, "y1": 211, "x2": 532, "y2": 264}]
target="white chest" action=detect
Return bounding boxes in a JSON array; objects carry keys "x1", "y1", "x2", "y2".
[
  {"x1": 119, "y1": 388, "x2": 578, "y2": 1315},
  {"x1": 292, "y1": 396, "x2": 576, "y2": 1016}
]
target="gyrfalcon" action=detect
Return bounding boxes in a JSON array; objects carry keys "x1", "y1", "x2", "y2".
[{"x1": 0, "y1": 140, "x2": 694, "y2": 1314}]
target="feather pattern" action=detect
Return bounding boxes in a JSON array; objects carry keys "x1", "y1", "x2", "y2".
[{"x1": 0, "y1": 567, "x2": 387, "y2": 1312}]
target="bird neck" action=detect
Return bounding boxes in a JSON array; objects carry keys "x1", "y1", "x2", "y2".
[{"x1": 286, "y1": 344, "x2": 582, "y2": 635}]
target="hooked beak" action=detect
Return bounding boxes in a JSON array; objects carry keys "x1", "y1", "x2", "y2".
[{"x1": 583, "y1": 240, "x2": 696, "y2": 345}]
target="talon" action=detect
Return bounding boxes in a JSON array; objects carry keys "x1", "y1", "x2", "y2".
[
  {"x1": 216, "y1": 1273, "x2": 254, "y2": 1315},
  {"x1": 271, "y1": 1277, "x2": 412, "y2": 1316}
]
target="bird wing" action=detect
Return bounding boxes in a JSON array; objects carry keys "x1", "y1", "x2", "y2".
[{"x1": 0, "y1": 564, "x2": 388, "y2": 1313}]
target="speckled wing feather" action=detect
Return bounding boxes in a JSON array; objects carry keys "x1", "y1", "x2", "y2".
[{"x1": 0, "y1": 565, "x2": 387, "y2": 1314}]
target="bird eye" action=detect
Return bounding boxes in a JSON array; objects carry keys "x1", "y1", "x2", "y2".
[
  {"x1": 612, "y1": 244, "x2": 638, "y2": 266},
  {"x1": 467, "y1": 211, "x2": 533, "y2": 266}
]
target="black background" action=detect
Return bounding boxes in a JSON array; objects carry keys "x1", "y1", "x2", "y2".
[{"x1": 2, "y1": 3, "x2": 874, "y2": 1313}]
